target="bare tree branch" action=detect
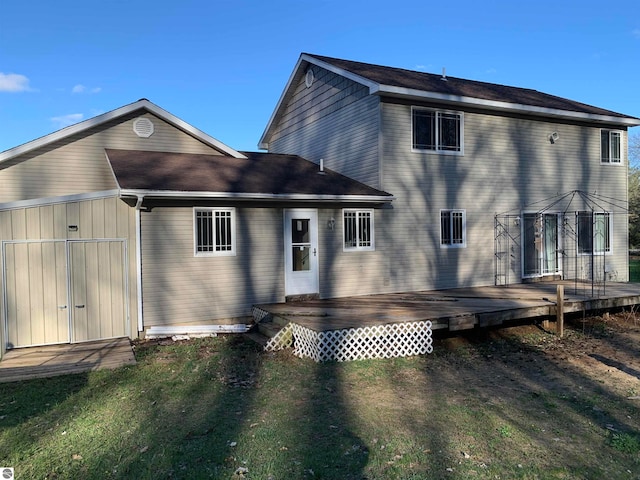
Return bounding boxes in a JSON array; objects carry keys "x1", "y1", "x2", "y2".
[{"x1": 630, "y1": 130, "x2": 640, "y2": 169}]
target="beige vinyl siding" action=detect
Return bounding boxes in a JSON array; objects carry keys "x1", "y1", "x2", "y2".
[
  {"x1": 0, "y1": 196, "x2": 138, "y2": 344},
  {"x1": 0, "y1": 113, "x2": 223, "y2": 202},
  {"x1": 140, "y1": 207, "x2": 284, "y2": 326},
  {"x1": 379, "y1": 100, "x2": 629, "y2": 290},
  {"x1": 317, "y1": 208, "x2": 392, "y2": 299},
  {"x1": 269, "y1": 67, "x2": 381, "y2": 188}
]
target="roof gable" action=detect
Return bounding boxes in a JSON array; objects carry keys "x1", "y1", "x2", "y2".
[
  {"x1": 0, "y1": 99, "x2": 245, "y2": 164},
  {"x1": 260, "y1": 53, "x2": 640, "y2": 148}
]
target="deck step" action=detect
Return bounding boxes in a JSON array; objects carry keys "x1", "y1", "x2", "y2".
[
  {"x1": 257, "y1": 322, "x2": 284, "y2": 339},
  {"x1": 244, "y1": 330, "x2": 269, "y2": 347}
]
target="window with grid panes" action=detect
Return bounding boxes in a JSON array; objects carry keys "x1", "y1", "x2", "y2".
[
  {"x1": 194, "y1": 208, "x2": 236, "y2": 256},
  {"x1": 343, "y1": 209, "x2": 374, "y2": 251},
  {"x1": 412, "y1": 108, "x2": 463, "y2": 153},
  {"x1": 601, "y1": 130, "x2": 622, "y2": 164},
  {"x1": 440, "y1": 209, "x2": 466, "y2": 248}
]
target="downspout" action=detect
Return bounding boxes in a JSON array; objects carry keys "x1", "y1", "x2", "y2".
[{"x1": 135, "y1": 195, "x2": 144, "y2": 334}]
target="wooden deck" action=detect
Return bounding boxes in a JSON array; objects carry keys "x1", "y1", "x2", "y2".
[
  {"x1": 255, "y1": 281, "x2": 640, "y2": 333},
  {"x1": 0, "y1": 338, "x2": 136, "y2": 383}
]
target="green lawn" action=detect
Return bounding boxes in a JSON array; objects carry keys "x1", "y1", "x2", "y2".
[{"x1": 1, "y1": 324, "x2": 639, "y2": 479}]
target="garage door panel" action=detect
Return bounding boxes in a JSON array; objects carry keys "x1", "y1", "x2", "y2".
[
  {"x1": 5, "y1": 241, "x2": 69, "y2": 348},
  {"x1": 4, "y1": 240, "x2": 127, "y2": 349},
  {"x1": 70, "y1": 241, "x2": 127, "y2": 343}
]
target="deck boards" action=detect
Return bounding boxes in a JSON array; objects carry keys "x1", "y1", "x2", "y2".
[
  {"x1": 0, "y1": 337, "x2": 135, "y2": 383},
  {"x1": 256, "y1": 281, "x2": 640, "y2": 332}
]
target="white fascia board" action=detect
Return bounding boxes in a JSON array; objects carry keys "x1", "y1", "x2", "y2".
[
  {"x1": 0, "y1": 99, "x2": 246, "y2": 164},
  {"x1": 259, "y1": 56, "x2": 308, "y2": 149},
  {"x1": 120, "y1": 189, "x2": 394, "y2": 203},
  {"x1": 0, "y1": 190, "x2": 120, "y2": 211},
  {"x1": 377, "y1": 85, "x2": 640, "y2": 126},
  {"x1": 258, "y1": 54, "x2": 381, "y2": 149}
]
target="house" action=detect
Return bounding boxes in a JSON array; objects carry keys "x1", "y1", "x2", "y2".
[
  {"x1": 0, "y1": 99, "x2": 392, "y2": 357},
  {"x1": 2, "y1": 55, "x2": 639, "y2": 359},
  {"x1": 260, "y1": 53, "x2": 640, "y2": 295}
]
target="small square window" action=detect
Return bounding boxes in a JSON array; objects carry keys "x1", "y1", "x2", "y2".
[
  {"x1": 343, "y1": 209, "x2": 374, "y2": 251},
  {"x1": 440, "y1": 209, "x2": 466, "y2": 248},
  {"x1": 194, "y1": 208, "x2": 236, "y2": 256}
]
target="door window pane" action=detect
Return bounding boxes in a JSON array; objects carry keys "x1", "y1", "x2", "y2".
[
  {"x1": 291, "y1": 219, "x2": 309, "y2": 244},
  {"x1": 292, "y1": 246, "x2": 310, "y2": 271}
]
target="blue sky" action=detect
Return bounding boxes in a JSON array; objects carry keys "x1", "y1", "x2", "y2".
[{"x1": 1, "y1": 0, "x2": 639, "y2": 153}]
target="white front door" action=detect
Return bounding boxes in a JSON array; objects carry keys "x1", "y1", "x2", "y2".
[{"x1": 284, "y1": 209, "x2": 319, "y2": 297}]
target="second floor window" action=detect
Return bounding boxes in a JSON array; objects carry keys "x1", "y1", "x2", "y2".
[
  {"x1": 412, "y1": 108, "x2": 463, "y2": 153},
  {"x1": 601, "y1": 130, "x2": 621, "y2": 164}
]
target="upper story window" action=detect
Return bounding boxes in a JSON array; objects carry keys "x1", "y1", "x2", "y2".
[
  {"x1": 412, "y1": 107, "x2": 463, "y2": 154},
  {"x1": 194, "y1": 207, "x2": 236, "y2": 256},
  {"x1": 440, "y1": 209, "x2": 466, "y2": 248},
  {"x1": 343, "y1": 209, "x2": 374, "y2": 251},
  {"x1": 601, "y1": 129, "x2": 622, "y2": 164},
  {"x1": 577, "y1": 211, "x2": 611, "y2": 255}
]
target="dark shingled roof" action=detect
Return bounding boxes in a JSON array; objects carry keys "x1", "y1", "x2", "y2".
[
  {"x1": 105, "y1": 149, "x2": 392, "y2": 199},
  {"x1": 306, "y1": 54, "x2": 637, "y2": 120}
]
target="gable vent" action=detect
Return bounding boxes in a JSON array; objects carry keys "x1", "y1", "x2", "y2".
[{"x1": 133, "y1": 117, "x2": 154, "y2": 138}]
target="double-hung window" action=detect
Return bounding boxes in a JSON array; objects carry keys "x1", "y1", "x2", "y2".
[
  {"x1": 601, "y1": 130, "x2": 622, "y2": 164},
  {"x1": 194, "y1": 207, "x2": 236, "y2": 256},
  {"x1": 343, "y1": 209, "x2": 374, "y2": 251},
  {"x1": 412, "y1": 108, "x2": 463, "y2": 153},
  {"x1": 440, "y1": 209, "x2": 466, "y2": 248},
  {"x1": 577, "y1": 211, "x2": 611, "y2": 255}
]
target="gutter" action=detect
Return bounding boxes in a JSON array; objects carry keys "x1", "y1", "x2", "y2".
[
  {"x1": 119, "y1": 189, "x2": 394, "y2": 204},
  {"x1": 135, "y1": 195, "x2": 144, "y2": 333},
  {"x1": 375, "y1": 85, "x2": 640, "y2": 127}
]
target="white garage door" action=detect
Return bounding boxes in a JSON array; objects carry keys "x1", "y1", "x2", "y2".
[{"x1": 3, "y1": 240, "x2": 128, "y2": 349}]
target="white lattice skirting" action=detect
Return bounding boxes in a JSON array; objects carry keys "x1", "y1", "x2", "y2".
[{"x1": 265, "y1": 320, "x2": 433, "y2": 362}]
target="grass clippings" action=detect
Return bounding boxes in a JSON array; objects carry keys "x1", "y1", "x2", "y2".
[{"x1": 1, "y1": 312, "x2": 640, "y2": 479}]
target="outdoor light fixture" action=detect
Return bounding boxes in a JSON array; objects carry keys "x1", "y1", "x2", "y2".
[
  {"x1": 549, "y1": 132, "x2": 559, "y2": 144},
  {"x1": 327, "y1": 218, "x2": 335, "y2": 230}
]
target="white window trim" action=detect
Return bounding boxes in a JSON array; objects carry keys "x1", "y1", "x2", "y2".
[
  {"x1": 600, "y1": 129, "x2": 623, "y2": 165},
  {"x1": 577, "y1": 211, "x2": 612, "y2": 256},
  {"x1": 411, "y1": 106, "x2": 464, "y2": 156},
  {"x1": 193, "y1": 207, "x2": 236, "y2": 257},
  {"x1": 440, "y1": 209, "x2": 467, "y2": 249},
  {"x1": 343, "y1": 208, "x2": 375, "y2": 252}
]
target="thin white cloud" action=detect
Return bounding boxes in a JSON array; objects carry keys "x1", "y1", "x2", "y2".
[
  {"x1": 72, "y1": 84, "x2": 102, "y2": 94},
  {"x1": 50, "y1": 113, "x2": 84, "y2": 129},
  {"x1": 0, "y1": 72, "x2": 32, "y2": 92}
]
